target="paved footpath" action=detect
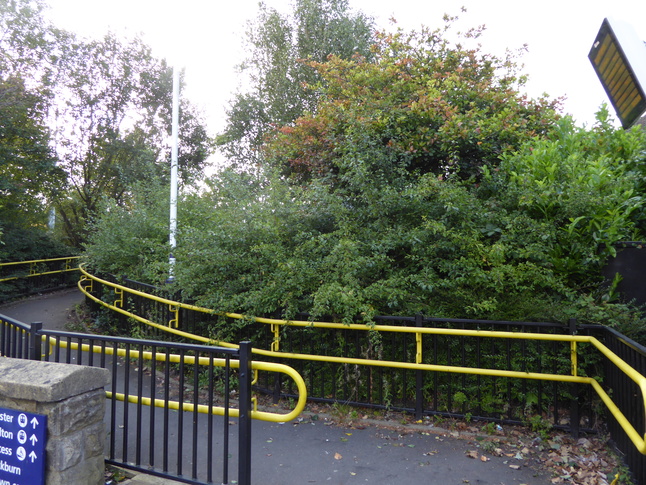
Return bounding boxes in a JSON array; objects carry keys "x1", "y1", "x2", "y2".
[
  {"x1": 1, "y1": 289, "x2": 554, "y2": 485},
  {"x1": 0, "y1": 287, "x2": 84, "y2": 330}
]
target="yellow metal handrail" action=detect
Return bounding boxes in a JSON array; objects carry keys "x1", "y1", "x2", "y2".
[
  {"x1": 77, "y1": 265, "x2": 646, "y2": 453},
  {"x1": 44, "y1": 336, "x2": 307, "y2": 423},
  {"x1": 0, "y1": 256, "x2": 80, "y2": 283}
]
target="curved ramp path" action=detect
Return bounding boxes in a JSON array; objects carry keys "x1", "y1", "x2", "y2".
[
  {"x1": 1, "y1": 289, "x2": 554, "y2": 485},
  {"x1": 0, "y1": 288, "x2": 84, "y2": 330}
]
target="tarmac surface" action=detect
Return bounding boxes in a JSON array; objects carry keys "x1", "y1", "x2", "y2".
[{"x1": 0, "y1": 289, "x2": 554, "y2": 484}]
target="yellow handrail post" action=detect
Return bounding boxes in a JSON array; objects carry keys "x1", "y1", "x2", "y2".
[
  {"x1": 80, "y1": 275, "x2": 93, "y2": 293},
  {"x1": 414, "y1": 313, "x2": 424, "y2": 419},
  {"x1": 114, "y1": 287, "x2": 124, "y2": 308},
  {"x1": 271, "y1": 324, "x2": 280, "y2": 352},
  {"x1": 169, "y1": 305, "x2": 179, "y2": 328},
  {"x1": 571, "y1": 341, "x2": 578, "y2": 377},
  {"x1": 416, "y1": 332, "x2": 423, "y2": 365},
  {"x1": 569, "y1": 318, "x2": 578, "y2": 377}
]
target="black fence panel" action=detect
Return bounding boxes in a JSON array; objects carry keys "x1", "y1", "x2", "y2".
[
  {"x1": 0, "y1": 258, "x2": 79, "y2": 303},
  {"x1": 82, "y1": 273, "x2": 646, "y2": 483},
  {"x1": 584, "y1": 324, "x2": 646, "y2": 485},
  {"x1": 0, "y1": 314, "x2": 31, "y2": 358},
  {"x1": 0, "y1": 313, "x2": 253, "y2": 485},
  {"x1": 85, "y1": 276, "x2": 594, "y2": 429}
]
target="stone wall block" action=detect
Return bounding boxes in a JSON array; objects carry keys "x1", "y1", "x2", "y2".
[
  {"x1": 0, "y1": 358, "x2": 110, "y2": 485},
  {"x1": 82, "y1": 419, "x2": 106, "y2": 458},
  {"x1": 46, "y1": 453, "x2": 105, "y2": 485},
  {"x1": 46, "y1": 388, "x2": 106, "y2": 436},
  {"x1": 0, "y1": 396, "x2": 38, "y2": 413},
  {"x1": 46, "y1": 430, "x2": 83, "y2": 471}
]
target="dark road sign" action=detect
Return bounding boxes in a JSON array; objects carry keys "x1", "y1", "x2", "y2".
[{"x1": 589, "y1": 17, "x2": 646, "y2": 129}]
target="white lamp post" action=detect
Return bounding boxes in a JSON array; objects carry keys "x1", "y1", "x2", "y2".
[{"x1": 168, "y1": 65, "x2": 180, "y2": 283}]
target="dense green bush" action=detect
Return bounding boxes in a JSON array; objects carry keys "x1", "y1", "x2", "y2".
[
  {"x1": 82, "y1": 180, "x2": 171, "y2": 283},
  {"x1": 0, "y1": 223, "x2": 75, "y2": 262},
  {"x1": 265, "y1": 22, "x2": 560, "y2": 182},
  {"x1": 159, "y1": 112, "x2": 646, "y2": 339},
  {"x1": 82, "y1": 20, "x2": 646, "y2": 341}
]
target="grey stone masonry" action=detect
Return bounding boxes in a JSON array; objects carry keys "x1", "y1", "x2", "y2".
[{"x1": 0, "y1": 358, "x2": 110, "y2": 485}]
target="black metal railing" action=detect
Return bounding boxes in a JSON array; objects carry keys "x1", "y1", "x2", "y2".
[
  {"x1": 585, "y1": 324, "x2": 646, "y2": 484},
  {"x1": 84, "y1": 273, "x2": 646, "y2": 483},
  {"x1": 7, "y1": 266, "x2": 646, "y2": 483},
  {"x1": 119, "y1": 296, "x2": 591, "y2": 430},
  {"x1": 92, "y1": 276, "x2": 598, "y2": 426},
  {"x1": 0, "y1": 256, "x2": 80, "y2": 302},
  {"x1": 0, "y1": 313, "x2": 253, "y2": 485}
]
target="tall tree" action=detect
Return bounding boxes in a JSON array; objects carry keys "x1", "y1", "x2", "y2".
[
  {"x1": 0, "y1": 1, "x2": 64, "y2": 236},
  {"x1": 265, "y1": 20, "x2": 562, "y2": 183},
  {"x1": 0, "y1": 75, "x2": 63, "y2": 227},
  {"x1": 218, "y1": 0, "x2": 374, "y2": 167},
  {"x1": 50, "y1": 33, "x2": 212, "y2": 247},
  {"x1": 0, "y1": 0, "x2": 212, "y2": 250},
  {"x1": 0, "y1": 0, "x2": 57, "y2": 79}
]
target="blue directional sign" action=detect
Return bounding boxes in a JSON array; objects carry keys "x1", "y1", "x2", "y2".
[{"x1": 0, "y1": 408, "x2": 47, "y2": 485}]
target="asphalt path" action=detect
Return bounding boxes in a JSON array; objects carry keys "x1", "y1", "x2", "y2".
[
  {"x1": 0, "y1": 289, "x2": 554, "y2": 484},
  {"x1": 0, "y1": 287, "x2": 84, "y2": 330}
]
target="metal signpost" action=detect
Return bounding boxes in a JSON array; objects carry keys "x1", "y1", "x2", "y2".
[{"x1": 0, "y1": 409, "x2": 46, "y2": 485}]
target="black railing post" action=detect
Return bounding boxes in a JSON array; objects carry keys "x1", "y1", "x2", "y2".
[
  {"x1": 415, "y1": 314, "x2": 424, "y2": 420},
  {"x1": 272, "y1": 373, "x2": 282, "y2": 404},
  {"x1": 29, "y1": 321, "x2": 43, "y2": 361},
  {"x1": 569, "y1": 318, "x2": 580, "y2": 439},
  {"x1": 238, "y1": 341, "x2": 253, "y2": 485}
]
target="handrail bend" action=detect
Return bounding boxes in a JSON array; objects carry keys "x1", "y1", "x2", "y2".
[{"x1": 43, "y1": 336, "x2": 307, "y2": 423}]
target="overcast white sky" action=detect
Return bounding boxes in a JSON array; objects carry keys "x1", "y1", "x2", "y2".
[{"x1": 44, "y1": 0, "x2": 646, "y2": 135}]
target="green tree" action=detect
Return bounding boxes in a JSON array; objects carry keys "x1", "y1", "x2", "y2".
[
  {"x1": 0, "y1": 0, "x2": 76, "y2": 259},
  {"x1": 83, "y1": 178, "x2": 171, "y2": 282},
  {"x1": 0, "y1": 1, "x2": 214, "y2": 256},
  {"x1": 489, "y1": 109, "x2": 646, "y2": 286},
  {"x1": 0, "y1": 0, "x2": 62, "y2": 81},
  {"x1": 265, "y1": 19, "x2": 561, "y2": 182},
  {"x1": 0, "y1": 75, "x2": 63, "y2": 228},
  {"x1": 50, "y1": 33, "x2": 212, "y2": 247},
  {"x1": 218, "y1": 0, "x2": 374, "y2": 167},
  {"x1": 0, "y1": 0, "x2": 65, "y2": 240}
]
